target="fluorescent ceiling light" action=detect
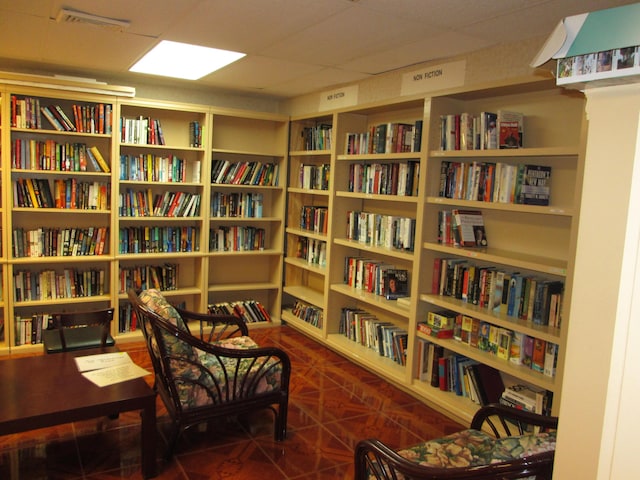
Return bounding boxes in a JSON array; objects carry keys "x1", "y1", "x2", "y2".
[{"x1": 130, "y1": 40, "x2": 245, "y2": 80}]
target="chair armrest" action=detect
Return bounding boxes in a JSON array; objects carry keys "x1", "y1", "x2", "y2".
[
  {"x1": 470, "y1": 403, "x2": 559, "y2": 437},
  {"x1": 175, "y1": 306, "x2": 249, "y2": 341},
  {"x1": 354, "y1": 438, "x2": 555, "y2": 480}
]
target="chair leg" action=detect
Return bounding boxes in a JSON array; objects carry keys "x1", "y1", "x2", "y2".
[{"x1": 274, "y1": 398, "x2": 288, "y2": 441}]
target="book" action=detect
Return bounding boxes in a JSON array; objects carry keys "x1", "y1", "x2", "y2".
[
  {"x1": 451, "y1": 209, "x2": 487, "y2": 247},
  {"x1": 383, "y1": 268, "x2": 408, "y2": 300},
  {"x1": 89, "y1": 146, "x2": 110, "y2": 173},
  {"x1": 417, "y1": 322, "x2": 454, "y2": 339},
  {"x1": 518, "y1": 165, "x2": 551, "y2": 206},
  {"x1": 468, "y1": 363, "x2": 505, "y2": 405},
  {"x1": 497, "y1": 110, "x2": 524, "y2": 148}
]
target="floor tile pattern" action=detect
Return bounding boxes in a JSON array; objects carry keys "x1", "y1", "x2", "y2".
[{"x1": 0, "y1": 325, "x2": 464, "y2": 479}]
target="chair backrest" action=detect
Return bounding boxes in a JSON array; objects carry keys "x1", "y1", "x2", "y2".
[{"x1": 43, "y1": 307, "x2": 115, "y2": 353}]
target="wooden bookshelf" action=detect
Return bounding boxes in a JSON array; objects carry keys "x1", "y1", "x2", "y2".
[
  {"x1": 0, "y1": 79, "x2": 289, "y2": 351},
  {"x1": 282, "y1": 77, "x2": 586, "y2": 425}
]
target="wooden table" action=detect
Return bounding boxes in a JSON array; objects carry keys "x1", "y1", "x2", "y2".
[{"x1": 0, "y1": 348, "x2": 157, "y2": 478}]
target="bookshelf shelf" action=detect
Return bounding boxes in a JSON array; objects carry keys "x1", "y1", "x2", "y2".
[
  {"x1": 283, "y1": 284, "x2": 325, "y2": 307},
  {"x1": 422, "y1": 242, "x2": 568, "y2": 276},
  {"x1": 426, "y1": 197, "x2": 575, "y2": 217}
]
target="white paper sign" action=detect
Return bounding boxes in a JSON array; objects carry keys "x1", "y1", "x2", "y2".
[
  {"x1": 401, "y1": 60, "x2": 466, "y2": 96},
  {"x1": 75, "y1": 351, "x2": 133, "y2": 372},
  {"x1": 82, "y1": 363, "x2": 151, "y2": 387},
  {"x1": 319, "y1": 85, "x2": 358, "y2": 111}
]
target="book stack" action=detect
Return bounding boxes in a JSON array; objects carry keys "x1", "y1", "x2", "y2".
[{"x1": 500, "y1": 384, "x2": 552, "y2": 415}]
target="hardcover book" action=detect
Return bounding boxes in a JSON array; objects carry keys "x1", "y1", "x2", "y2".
[
  {"x1": 518, "y1": 165, "x2": 551, "y2": 206},
  {"x1": 452, "y1": 209, "x2": 487, "y2": 247},
  {"x1": 383, "y1": 268, "x2": 408, "y2": 300},
  {"x1": 497, "y1": 110, "x2": 524, "y2": 148}
]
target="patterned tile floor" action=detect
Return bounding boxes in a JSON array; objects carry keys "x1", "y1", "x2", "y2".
[{"x1": 0, "y1": 325, "x2": 464, "y2": 479}]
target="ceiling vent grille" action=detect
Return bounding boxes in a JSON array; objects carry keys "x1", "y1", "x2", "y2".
[{"x1": 55, "y1": 8, "x2": 130, "y2": 31}]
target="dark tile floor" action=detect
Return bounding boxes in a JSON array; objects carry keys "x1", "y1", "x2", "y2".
[{"x1": 0, "y1": 325, "x2": 464, "y2": 479}]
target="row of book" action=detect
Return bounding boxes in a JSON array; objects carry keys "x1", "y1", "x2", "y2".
[
  {"x1": 12, "y1": 139, "x2": 110, "y2": 172},
  {"x1": 418, "y1": 309, "x2": 559, "y2": 377},
  {"x1": 417, "y1": 338, "x2": 553, "y2": 415},
  {"x1": 300, "y1": 205, "x2": 328, "y2": 234},
  {"x1": 348, "y1": 161, "x2": 420, "y2": 196},
  {"x1": 209, "y1": 226, "x2": 266, "y2": 252},
  {"x1": 209, "y1": 300, "x2": 271, "y2": 323},
  {"x1": 438, "y1": 161, "x2": 551, "y2": 206},
  {"x1": 11, "y1": 96, "x2": 113, "y2": 134},
  {"x1": 14, "y1": 178, "x2": 111, "y2": 210},
  {"x1": 211, "y1": 159, "x2": 280, "y2": 187},
  {"x1": 300, "y1": 124, "x2": 332, "y2": 151},
  {"x1": 297, "y1": 163, "x2": 330, "y2": 190},
  {"x1": 118, "y1": 226, "x2": 200, "y2": 254},
  {"x1": 344, "y1": 257, "x2": 409, "y2": 299},
  {"x1": 13, "y1": 226, "x2": 108, "y2": 258},
  {"x1": 290, "y1": 300, "x2": 323, "y2": 328},
  {"x1": 344, "y1": 120, "x2": 423, "y2": 154},
  {"x1": 118, "y1": 190, "x2": 201, "y2": 218},
  {"x1": 210, "y1": 192, "x2": 264, "y2": 218},
  {"x1": 438, "y1": 209, "x2": 488, "y2": 248},
  {"x1": 120, "y1": 116, "x2": 165, "y2": 145},
  {"x1": 13, "y1": 267, "x2": 106, "y2": 302},
  {"x1": 439, "y1": 111, "x2": 523, "y2": 151},
  {"x1": 118, "y1": 303, "x2": 138, "y2": 333},
  {"x1": 14, "y1": 313, "x2": 53, "y2": 346},
  {"x1": 418, "y1": 341, "x2": 505, "y2": 405},
  {"x1": 120, "y1": 154, "x2": 200, "y2": 183},
  {"x1": 339, "y1": 307, "x2": 408, "y2": 366},
  {"x1": 346, "y1": 210, "x2": 416, "y2": 252},
  {"x1": 295, "y1": 237, "x2": 327, "y2": 267},
  {"x1": 433, "y1": 257, "x2": 564, "y2": 327},
  {"x1": 118, "y1": 263, "x2": 179, "y2": 293}
]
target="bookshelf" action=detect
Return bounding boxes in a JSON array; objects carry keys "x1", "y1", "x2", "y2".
[
  {"x1": 115, "y1": 98, "x2": 209, "y2": 336},
  {"x1": 325, "y1": 98, "x2": 427, "y2": 386},
  {"x1": 281, "y1": 77, "x2": 586, "y2": 425},
  {"x1": 207, "y1": 109, "x2": 288, "y2": 324},
  {"x1": 282, "y1": 114, "x2": 334, "y2": 340},
  {"x1": 4, "y1": 87, "x2": 117, "y2": 352},
  {"x1": 0, "y1": 76, "x2": 289, "y2": 350}
]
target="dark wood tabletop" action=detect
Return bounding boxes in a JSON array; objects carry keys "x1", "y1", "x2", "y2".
[{"x1": 0, "y1": 348, "x2": 157, "y2": 478}]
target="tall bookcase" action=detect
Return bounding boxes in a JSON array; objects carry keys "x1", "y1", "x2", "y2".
[
  {"x1": 207, "y1": 109, "x2": 288, "y2": 323},
  {"x1": 115, "y1": 98, "x2": 209, "y2": 337},
  {"x1": 282, "y1": 77, "x2": 586, "y2": 424},
  {"x1": 4, "y1": 87, "x2": 117, "y2": 352},
  {"x1": 0, "y1": 76, "x2": 288, "y2": 353},
  {"x1": 281, "y1": 113, "x2": 334, "y2": 340}
]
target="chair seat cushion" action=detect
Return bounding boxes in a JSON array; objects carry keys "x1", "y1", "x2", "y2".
[
  {"x1": 396, "y1": 429, "x2": 556, "y2": 469},
  {"x1": 42, "y1": 326, "x2": 115, "y2": 354}
]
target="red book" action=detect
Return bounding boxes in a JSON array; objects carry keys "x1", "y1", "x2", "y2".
[{"x1": 417, "y1": 322, "x2": 454, "y2": 339}]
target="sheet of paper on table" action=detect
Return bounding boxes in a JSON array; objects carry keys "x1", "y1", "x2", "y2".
[{"x1": 75, "y1": 352, "x2": 151, "y2": 387}]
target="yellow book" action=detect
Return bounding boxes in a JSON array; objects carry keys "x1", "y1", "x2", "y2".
[
  {"x1": 89, "y1": 146, "x2": 110, "y2": 173},
  {"x1": 25, "y1": 178, "x2": 41, "y2": 207}
]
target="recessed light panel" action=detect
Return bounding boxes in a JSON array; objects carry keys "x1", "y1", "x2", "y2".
[{"x1": 130, "y1": 40, "x2": 246, "y2": 80}]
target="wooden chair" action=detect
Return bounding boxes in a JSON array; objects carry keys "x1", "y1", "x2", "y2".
[
  {"x1": 128, "y1": 289, "x2": 290, "y2": 458},
  {"x1": 354, "y1": 404, "x2": 558, "y2": 480},
  {"x1": 42, "y1": 308, "x2": 115, "y2": 354}
]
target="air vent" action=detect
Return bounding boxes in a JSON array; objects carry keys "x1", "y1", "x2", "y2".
[{"x1": 55, "y1": 8, "x2": 130, "y2": 31}]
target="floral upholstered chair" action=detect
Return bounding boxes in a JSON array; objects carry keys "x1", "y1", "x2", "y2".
[
  {"x1": 355, "y1": 404, "x2": 557, "y2": 480},
  {"x1": 128, "y1": 289, "x2": 290, "y2": 458}
]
